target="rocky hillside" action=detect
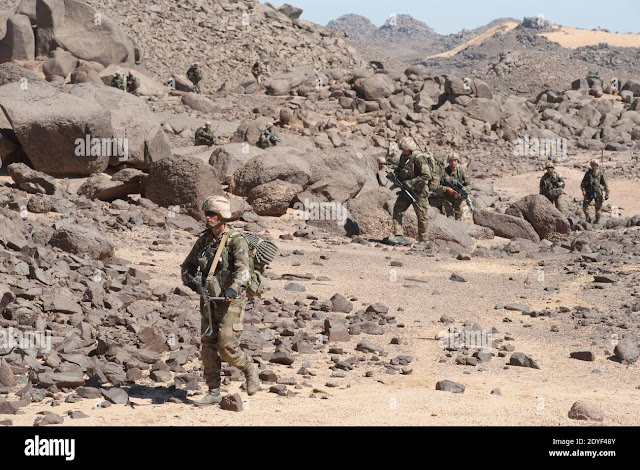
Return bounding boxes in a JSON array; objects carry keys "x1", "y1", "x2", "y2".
[{"x1": 327, "y1": 14, "x2": 519, "y2": 63}]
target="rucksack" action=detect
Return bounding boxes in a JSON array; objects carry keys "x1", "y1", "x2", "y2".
[
  {"x1": 228, "y1": 231, "x2": 278, "y2": 298},
  {"x1": 420, "y1": 152, "x2": 446, "y2": 191}
]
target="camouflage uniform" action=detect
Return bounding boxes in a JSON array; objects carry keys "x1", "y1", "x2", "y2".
[
  {"x1": 441, "y1": 165, "x2": 471, "y2": 220},
  {"x1": 258, "y1": 129, "x2": 279, "y2": 149},
  {"x1": 252, "y1": 60, "x2": 264, "y2": 84},
  {"x1": 111, "y1": 74, "x2": 126, "y2": 91},
  {"x1": 539, "y1": 169, "x2": 565, "y2": 211},
  {"x1": 187, "y1": 66, "x2": 203, "y2": 93},
  {"x1": 392, "y1": 149, "x2": 434, "y2": 242},
  {"x1": 195, "y1": 126, "x2": 216, "y2": 146},
  {"x1": 126, "y1": 74, "x2": 141, "y2": 96},
  {"x1": 181, "y1": 226, "x2": 253, "y2": 390},
  {"x1": 581, "y1": 166, "x2": 609, "y2": 222}
]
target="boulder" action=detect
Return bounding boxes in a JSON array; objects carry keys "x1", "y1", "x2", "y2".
[
  {"x1": 0, "y1": 81, "x2": 111, "y2": 176},
  {"x1": 445, "y1": 76, "x2": 473, "y2": 96},
  {"x1": 48, "y1": 223, "x2": 114, "y2": 260},
  {"x1": 35, "y1": 0, "x2": 135, "y2": 66},
  {"x1": 473, "y1": 209, "x2": 540, "y2": 242},
  {"x1": 0, "y1": 62, "x2": 42, "y2": 86},
  {"x1": 505, "y1": 195, "x2": 570, "y2": 240},
  {"x1": 42, "y1": 48, "x2": 77, "y2": 79},
  {"x1": 229, "y1": 148, "x2": 312, "y2": 197},
  {"x1": 247, "y1": 180, "x2": 302, "y2": 216},
  {"x1": 0, "y1": 14, "x2": 35, "y2": 62},
  {"x1": 278, "y1": 4, "x2": 303, "y2": 20},
  {"x1": 7, "y1": 162, "x2": 60, "y2": 195},
  {"x1": 429, "y1": 212, "x2": 474, "y2": 248},
  {"x1": 67, "y1": 83, "x2": 171, "y2": 169},
  {"x1": 181, "y1": 93, "x2": 223, "y2": 113},
  {"x1": 145, "y1": 155, "x2": 224, "y2": 222},
  {"x1": 77, "y1": 170, "x2": 144, "y2": 201},
  {"x1": 354, "y1": 74, "x2": 395, "y2": 101},
  {"x1": 209, "y1": 144, "x2": 265, "y2": 185}
]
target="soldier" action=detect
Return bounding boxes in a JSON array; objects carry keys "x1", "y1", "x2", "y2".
[
  {"x1": 181, "y1": 196, "x2": 260, "y2": 405},
  {"x1": 251, "y1": 59, "x2": 264, "y2": 85},
  {"x1": 194, "y1": 121, "x2": 216, "y2": 146},
  {"x1": 257, "y1": 124, "x2": 280, "y2": 149},
  {"x1": 126, "y1": 70, "x2": 140, "y2": 96},
  {"x1": 387, "y1": 136, "x2": 434, "y2": 249},
  {"x1": 441, "y1": 154, "x2": 471, "y2": 220},
  {"x1": 539, "y1": 162, "x2": 565, "y2": 211},
  {"x1": 186, "y1": 63, "x2": 203, "y2": 94},
  {"x1": 111, "y1": 71, "x2": 126, "y2": 91},
  {"x1": 581, "y1": 159, "x2": 609, "y2": 224}
]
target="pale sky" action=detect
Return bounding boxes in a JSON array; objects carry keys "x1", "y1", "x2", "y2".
[{"x1": 263, "y1": 0, "x2": 640, "y2": 35}]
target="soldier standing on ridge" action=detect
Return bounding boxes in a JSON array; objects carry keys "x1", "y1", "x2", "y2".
[
  {"x1": 181, "y1": 196, "x2": 261, "y2": 405},
  {"x1": 252, "y1": 58, "x2": 265, "y2": 85},
  {"x1": 187, "y1": 63, "x2": 203, "y2": 94},
  {"x1": 581, "y1": 159, "x2": 609, "y2": 224},
  {"x1": 539, "y1": 161, "x2": 565, "y2": 211}
]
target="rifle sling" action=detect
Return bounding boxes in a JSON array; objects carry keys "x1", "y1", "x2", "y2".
[{"x1": 203, "y1": 232, "x2": 229, "y2": 284}]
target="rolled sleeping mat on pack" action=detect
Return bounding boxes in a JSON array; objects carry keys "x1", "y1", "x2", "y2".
[{"x1": 243, "y1": 233, "x2": 278, "y2": 265}]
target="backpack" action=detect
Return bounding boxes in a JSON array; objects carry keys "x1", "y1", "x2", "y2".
[
  {"x1": 228, "y1": 231, "x2": 278, "y2": 298},
  {"x1": 421, "y1": 152, "x2": 446, "y2": 191}
]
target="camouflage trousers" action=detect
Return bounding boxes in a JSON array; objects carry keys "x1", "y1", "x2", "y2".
[
  {"x1": 193, "y1": 84, "x2": 201, "y2": 94},
  {"x1": 544, "y1": 194, "x2": 564, "y2": 212},
  {"x1": 393, "y1": 193, "x2": 429, "y2": 242},
  {"x1": 200, "y1": 297, "x2": 251, "y2": 389},
  {"x1": 583, "y1": 194, "x2": 603, "y2": 220},
  {"x1": 442, "y1": 194, "x2": 464, "y2": 220}
]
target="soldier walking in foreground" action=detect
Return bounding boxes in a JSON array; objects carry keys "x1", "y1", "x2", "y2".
[
  {"x1": 441, "y1": 154, "x2": 472, "y2": 220},
  {"x1": 111, "y1": 71, "x2": 126, "y2": 91},
  {"x1": 187, "y1": 63, "x2": 203, "y2": 94},
  {"x1": 539, "y1": 162, "x2": 565, "y2": 211},
  {"x1": 581, "y1": 159, "x2": 609, "y2": 224},
  {"x1": 387, "y1": 136, "x2": 434, "y2": 249},
  {"x1": 181, "y1": 196, "x2": 260, "y2": 405},
  {"x1": 194, "y1": 121, "x2": 216, "y2": 146}
]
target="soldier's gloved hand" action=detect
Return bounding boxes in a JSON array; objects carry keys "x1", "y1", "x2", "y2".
[
  {"x1": 224, "y1": 288, "x2": 238, "y2": 301},
  {"x1": 445, "y1": 187, "x2": 457, "y2": 196},
  {"x1": 605, "y1": 193, "x2": 610, "y2": 200},
  {"x1": 582, "y1": 190, "x2": 587, "y2": 197}
]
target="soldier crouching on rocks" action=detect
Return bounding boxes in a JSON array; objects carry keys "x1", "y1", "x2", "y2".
[{"x1": 181, "y1": 196, "x2": 260, "y2": 405}]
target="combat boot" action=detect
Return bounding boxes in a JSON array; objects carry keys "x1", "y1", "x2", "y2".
[
  {"x1": 387, "y1": 235, "x2": 407, "y2": 246},
  {"x1": 192, "y1": 388, "x2": 223, "y2": 406},
  {"x1": 413, "y1": 241, "x2": 430, "y2": 250},
  {"x1": 244, "y1": 362, "x2": 260, "y2": 396}
]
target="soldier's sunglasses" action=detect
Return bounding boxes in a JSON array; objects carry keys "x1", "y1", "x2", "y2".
[{"x1": 204, "y1": 211, "x2": 218, "y2": 217}]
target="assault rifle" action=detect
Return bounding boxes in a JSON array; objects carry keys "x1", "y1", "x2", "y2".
[
  {"x1": 266, "y1": 130, "x2": 282, "y2": 143},
  {"x1": 186, "y1": 274, "x2": 226, "y2": 337},
  {"x1": 386, "y1": 171, "x2": 418, "y2": 204},
  {"x1": 442, "y1": 180, "x2": 474, "y2": 211}
]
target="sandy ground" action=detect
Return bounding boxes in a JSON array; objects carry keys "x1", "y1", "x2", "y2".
[
  {"x1": 427, "y1": 22, "x2": 519, "y2": 59},
  {"x1": 5, "y1": 158, "x2": 640, "y2": 427},
  {"x1": 541, "y1": 26, "x2": 640, "y2": 49}
]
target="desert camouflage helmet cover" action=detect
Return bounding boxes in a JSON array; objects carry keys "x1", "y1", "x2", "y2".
[
  {"x1": 545, "y1": 161, "x2": 554, "y2": 169},
  {"x1": 448, "y1": 153, "x2": 460, "y2": 162},
  {"x1": 590, "y1": 159, "x2": 600, "y2": 166},
  {"x1": 399, "y1": 136, "x2": 417, "y2": 151},
  {"x1": 202, "y1": 196, "x2": 231, "y2": 219}
]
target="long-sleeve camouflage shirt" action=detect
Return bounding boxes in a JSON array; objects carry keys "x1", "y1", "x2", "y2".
[
  {"x1": 580, "y1": 168, "x2": 608, "y2": 196},
  {"x1": 187, "y1": 67, "x2": 203, "y2": 84},
  {"x1": 395, "y1": 151, "x2": 434, "y2": 198},
  {"x1": 181, "y1": 227, "x2": 252, "y2": 297},
  {"x1": 442, "y1": 166, "x2": 470, "y2": 191},
  {"x1": 195, "y1": 126, "x2": 216, "y2": 146},
  {"x1": 539, "y1": 171, "x2": 565, "y2": 197}
]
